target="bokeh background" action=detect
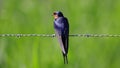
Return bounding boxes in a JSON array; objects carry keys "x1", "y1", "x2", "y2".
[{"x1": 0, "y1": 0, "x2": 120, "y2": 68}]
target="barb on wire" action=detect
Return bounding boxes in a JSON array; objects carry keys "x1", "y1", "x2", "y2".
[{"x1": 0, "y1": 34, "x2": 120, "y2": 38}]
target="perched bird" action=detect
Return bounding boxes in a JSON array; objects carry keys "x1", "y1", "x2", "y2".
[{"x1": 53, "y1": 11, "x2": 69, "y2": 64}]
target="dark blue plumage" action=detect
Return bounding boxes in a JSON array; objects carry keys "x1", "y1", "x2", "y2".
[{"x1": 53, "y1": 11, "x2": 69, "y2": 64}]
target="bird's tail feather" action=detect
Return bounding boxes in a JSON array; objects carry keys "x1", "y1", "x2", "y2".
[{"x1": 63, "y1": 55, "x2": 68, "y2": 64}]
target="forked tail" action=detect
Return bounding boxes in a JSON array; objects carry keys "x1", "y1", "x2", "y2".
[{"x1": 63, "y1": 54, "x2": 68, "y2": 64}]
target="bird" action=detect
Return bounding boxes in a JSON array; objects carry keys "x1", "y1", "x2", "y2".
[{"x1": 53, "y1": 11, "x2": 69, "y2": 64}]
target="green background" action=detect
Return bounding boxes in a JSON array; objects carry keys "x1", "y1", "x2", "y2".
[{"x1": 0, "y1": 0, "x2": 120, "y2": 68}]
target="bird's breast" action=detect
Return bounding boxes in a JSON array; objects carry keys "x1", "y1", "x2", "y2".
[{"x1": 54, "y1": 21, "x2": 64, "y2": 30}]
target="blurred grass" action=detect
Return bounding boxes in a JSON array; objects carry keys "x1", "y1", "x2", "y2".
[{"x1": 0, "y1": 0, "x2": 120, "y2": 68}]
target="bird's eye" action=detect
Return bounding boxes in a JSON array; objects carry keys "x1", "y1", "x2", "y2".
[{"x1": 53, "y1": 12, "x2": 57, "y2": 15}]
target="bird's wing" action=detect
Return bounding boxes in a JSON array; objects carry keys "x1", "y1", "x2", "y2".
[{"x1": 61, "y1": 18, "x2": 69, "y2": 54}]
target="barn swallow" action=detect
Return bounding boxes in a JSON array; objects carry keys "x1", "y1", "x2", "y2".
[{"x1": 53, "y1": 11, "x2": 69, "y2": 64}]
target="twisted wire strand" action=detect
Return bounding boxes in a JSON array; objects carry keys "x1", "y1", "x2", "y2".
[{"x1": 0, "y1": 34, "x2": 120, "y2": 37}]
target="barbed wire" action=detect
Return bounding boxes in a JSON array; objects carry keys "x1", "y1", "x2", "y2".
[{"x1": 0, "y1": 34, "x2": 120, "y2": 38}]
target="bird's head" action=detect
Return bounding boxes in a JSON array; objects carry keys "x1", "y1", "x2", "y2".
[{"x1": 53, "y1": 11, "x2": 64, "y2": 19}]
